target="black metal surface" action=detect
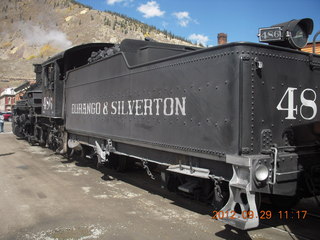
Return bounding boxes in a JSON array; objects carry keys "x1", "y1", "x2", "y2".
[
  {"x1": 41, "y1": 43, "x2": 114, "y2": 118},
  {"x1": 239, "y1": 44, "x2": 320, "y2": 154},
  {"x1": 65, "y1": 42, "x2": 320, "y2": 160},
  {"x1": 65, "y1": 44, "x2": 241, "y2": 160}
]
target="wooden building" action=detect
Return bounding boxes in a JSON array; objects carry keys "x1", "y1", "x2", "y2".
[{"x1": 302, "y1": 41, "x2": 320, "y2": 55}]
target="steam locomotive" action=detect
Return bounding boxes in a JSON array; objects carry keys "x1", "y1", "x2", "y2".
[{"x1": 13, "y1": 18, "x2": 320, "y2": 229}]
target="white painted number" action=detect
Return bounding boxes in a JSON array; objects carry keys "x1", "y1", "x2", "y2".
[
  {"x1": 43, "y1": 97, "x2": 53, "y2": 111},
  {"x1": 277, "y1": 87, "x2": 317, "y2": 120},
  {"x1": 276, "y1": 87, "x2": 297, "y2": 120},
  {"x1": 300, "y1": 89, "x2": 317, "y2": 120},
  {"x1": 261, "y1": 30, "x2": 281, "y2": 40}
]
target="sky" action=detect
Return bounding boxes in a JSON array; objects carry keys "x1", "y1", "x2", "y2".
[{"x1": 76, "y1": 0, "x2": 320, "y2": 46}]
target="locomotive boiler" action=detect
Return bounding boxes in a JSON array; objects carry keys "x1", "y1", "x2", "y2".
[{"x1": 13, "y1": 18, "x2": 320, "y2": 229}]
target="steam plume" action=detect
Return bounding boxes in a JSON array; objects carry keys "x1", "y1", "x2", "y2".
[{"x1": 19, "y1": 22, "x2": 72, "y2": 50}]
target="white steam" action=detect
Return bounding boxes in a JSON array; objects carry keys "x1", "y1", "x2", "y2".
[{"x1": 19, "y1": 23, "x2": 72, "y2": 50}]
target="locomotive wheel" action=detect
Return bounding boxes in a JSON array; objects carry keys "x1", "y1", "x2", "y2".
[
  {"x1": 13, "y1": 126, "x2": 23, "y2": 138},
  {"x1": 27, "y1": 136, "x2": 35, "y2": 146},
  {"x1": 269, "y1": 194, "x2": 300, "y2": 209},
  {"x1": 39, "y1": 139, "x2": 46, "y2": 147}
]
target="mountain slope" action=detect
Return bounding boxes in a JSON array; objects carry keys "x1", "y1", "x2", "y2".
[{"x1": 0, "y1": 0, "x2": 193, "y2": 86}]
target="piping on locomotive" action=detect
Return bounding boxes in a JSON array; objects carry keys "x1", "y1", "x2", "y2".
[{"x1": 13, "y1": 18, "x2": 320, "y2": 230}]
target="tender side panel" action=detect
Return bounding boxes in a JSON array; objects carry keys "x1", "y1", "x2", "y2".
[
  {"x1": 65, "y1": 48, "x2": 241, "y2": 159},
  {"x1": 240, "y1": 46, "x2": 320, "y2": 153}
]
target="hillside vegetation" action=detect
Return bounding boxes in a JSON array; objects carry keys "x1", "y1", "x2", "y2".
[{"x1": 0, "y1": 0, "x2": 193, "y2": 87}]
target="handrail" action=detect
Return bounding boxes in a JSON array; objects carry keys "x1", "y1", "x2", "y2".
[{"x1": 312, "y1": 31, "x2": 320, "y2": 54}]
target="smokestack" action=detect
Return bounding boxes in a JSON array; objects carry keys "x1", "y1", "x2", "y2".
[
  {"x1": 218, "y1": 33, "x2": 227, "y2": 45},
  {"x1": 33, "y1": 64, "x2": 42, "y2": 84}
]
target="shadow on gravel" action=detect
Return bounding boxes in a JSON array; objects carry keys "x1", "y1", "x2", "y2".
[
  {"x1": 0, "y1": 152, "x2": 15, "y2": 157},
  {"x1": 215, "y1": 225, "x2": 252, "y2": 240},
  {"x1": 68, "y1": 154, "x2": 212, "y2": 216},
  {"x1": 64, "y1": 154, "x2": 319, "y2": 240}
]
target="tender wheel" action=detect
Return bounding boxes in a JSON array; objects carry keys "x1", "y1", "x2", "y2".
[
  {"x1": 269, "y1": 194, "x2": 300, "y2": 209},
  {"x1": 147, "y1": 162, "x2": 157, "y2": 171},
  {"x1": 166, "y1": 173, "x2": 180, "y2": 192},
  {"x1": 107, "y1": 153, "x2": 119, "y2": 169},
  {"x1": 116, "y1": 155, "x2": 128, "y2": 172},
  {"x1": 108, "y1": 154, "x2": 131, "y2": 172}
]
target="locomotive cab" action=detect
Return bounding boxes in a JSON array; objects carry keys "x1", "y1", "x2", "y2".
[{"x1": 41, "y1": 43, "x2": 114, "y2": 118}]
